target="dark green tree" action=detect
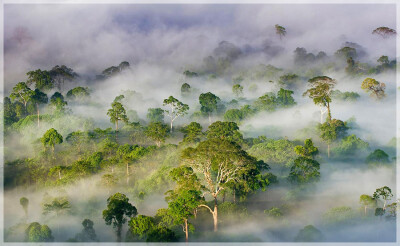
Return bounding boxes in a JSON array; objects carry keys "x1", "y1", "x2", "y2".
[
  {"x1": 26, "y1": 69, "x2": 53, "y2": 91},
  {"x1": 318, "y1": 119, "x2": 348, "y2": 158},
  {"x1": 294, "y1": 225, "x2": 324, "y2": 242},
  {"x1": 31, "y1": 89, "x2": 48, "y2": 127},
  {"x1": 288, "y1": 157, "x2": 320, "y2": 184},
  {"x1": 206, "y1": 121, "x2": 243, "y2": 144},
  {"x1": 180, "y1": 122, "x2": 203, "y2": 144},
  {"x1": 25, "y1": 222, "x2": 54, "y2": 242},
  {"x1": 199, "y1": 92, "x2": 220, "y2": 124},
  {"x1": 276, "y1": 88, "x2": 296, "y2": 107},
  {"x1": 20, "y1": 197, "x2": 29, "y2": 218},
  {"x1": 41, "y1": 128, "x2": 63, "y2": 154},
  {"x1": 74, "y1": 219, "x2": 98, "y2": 242},
  {"x1": 147, "y1": 108, "x2": 165, "y2": 123},
  {"x1": 107, "y1": 101, "x2": 128, "y2": 131},
  {"x1": 373, "y1": 186, "x2": 393, "y2": 210},
  {"x1": 103, "y1": 193, "x2": 137, "y2": 242}
]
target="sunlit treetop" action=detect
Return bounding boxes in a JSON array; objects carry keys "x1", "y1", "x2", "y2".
[{"x1": 372, "y1": 27, "x2": 396, "y2": 38}]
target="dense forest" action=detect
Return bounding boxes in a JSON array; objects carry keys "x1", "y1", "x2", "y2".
[{"x1": 2, "y1": 4, "x2": 397, "y2": 243}]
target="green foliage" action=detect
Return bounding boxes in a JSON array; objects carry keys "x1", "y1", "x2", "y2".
[
  {"x1": 288, "y1": 157, "x2": 320, "y2": 184},
  {"x1": 26, "y1": 69, "x2": 53, "y2": 91},
  {"x1": 366, "y1": 149, "x2": 390, "y2": 166},
  {"x1": 183, "y1": 70, "x2": 198, "y2": 78},
  {"x1": 199, "y1": 92, "x2": 220, "y2": 115},
  {"x1": 107, "y1": 101, "x2": 128, "y2": 130},
  {"x1": 66, "y1": 87, "x2": 90, "y2": 101},
  {"x1": 206, "y1": 121, "x2": 243, "y2": 143},
  {"x1": 20, "y1": 197, "x2": 29, "y2": 216},
  {"x1": 75, "y1": 219, "x2": 98, "y2": 242},
  {"x1": 304, "y1": 76, "x2": 336, "y2": 120},
  {"x1": 41, "y1": 128, "x2": 63, "y2": 151},
  {"x1": 181, "y1": 83, "x2": 191, "y2": 97},
  {"x1": 294, "y1": 225, "x2": 324, "y2": 242},
  {"x1": 318, "y1": 119, "x2": 348, "y2": 145},
  {"x1": 128, "y1": 215, "x2": 155, "y2": 241},
  {"x1": 264, "y1": 207, "x2": 282, "y2": 218},
  {"x1": 335, "y1": 46, "x2": 357, "y2": 60},
  {"x1": 43, "y1": 197, "x2": 71, "y2": 216},
  {"x1": 276, "y1": 88, "x2": 296, "y2": 107},
  {"x1": 294, "y1": 139, "x2": 319, "y2": 158},
  {"x1": 10, "y1": 82, "x2": 34, "y2": 108},
  {"x1": 144, "y1": 122, "x2": 169, "y2": 147},
  {"x1": 373, "y1": 186, "x2": 393, "y2": 208},
  {"x1": 180, "y1": 122, "x2": 203, "y2": 144},
  {"x1": 25, "y1": 222, "x2": 54, "y2": 242},
  {"x1": 332, "y1": 134, "x2": 369, "y2": 158},
  {"x1": 232, "y1": 84, "x2": 244, "y2": 97},
  {"x1": 361, "y1": 78, "x2": 386, "y2": 99},
  {"x1": 323, "y1": 206, "x2": 356, "y2": 225},
  {"x1": 103, "y1": 193, "x2": 137, "y2": 242},
  {"x1": 147, "y1": 108, "x2": 165, "y2": 123},
  {"x1": 248, "y1": 139, "x2": 297, "y2": 167},
  {"x1": 163, "y1": 96, "x2": 189, "y2": 130},
  {"x1": 278, "y1": 74, "x2": 300, "y2": 89},
  {"x1": 253, "y1": 92, "x2": 277, "y2": 112},
  {"x1": 331, "y1": 90, "x2": 360, "y2": 102},
  {"x1": 146, "y1": 226, "x2": 178, "y2": 242}
]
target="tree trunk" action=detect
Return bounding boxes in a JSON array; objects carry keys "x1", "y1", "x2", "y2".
[
  {"x1": 233, "y1": 188, "x2": 236, "y2": 204},
  {"x1": 37, "y1": 103, "x2": 40, "y2": 127},
  {"x1": 364, "y1": 206, "x2": 367, "y2": 216},
  {"x1": 116, "y1": 120, "x2": 119, "y2": 131},
  {"x1": 58, "y1": 170, "x2": 61, "y2": 180},
  {"x1": 327, "y1": 101, "x2": 331, "y2": 122},
  {"x1": 116, "y1": 225, "x2": 122, "y2": 242},
  {"x1": 170, "y1": 119, "x2": 173, "y2": 132},
  {"x1": 222, "y1": 192, "x2": 226, "y2": 203},
  {"x1": 126, "y1": 162, "x2": 129, "y2": 185},
  {"x1": 213, "y1": 197, "x2": 218, "y2": 232},
  {"x1": 184, "y1": 219, "x2": 189, "y2": 242},
  {"x1": 327, "y1": 143, "x2": 330, "y2": 158},
  {"x1": 208, "y1": 113, "x2": 211, "y2": 125}
]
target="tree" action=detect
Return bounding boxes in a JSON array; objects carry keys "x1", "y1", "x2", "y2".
[
  {"x1": 20, "y1": 197, "x2": 29, "y2": 218},
  {"x1": 41, "y1": 128, "x2": 63, "y2": 154},
  {"x1": 74, "y1": 219, "x2": 98, "y2": 242},
  {"x1": 66, "y1": 131, "x2": 87, "y2": 153},
  {"x1": 181, "y1": 138, "x2": 260, "y2": 231},
  {"x1": 199, "y1": 92, "x2": 220, "y2": 124},
  {"x1": 144, "y1": 122, "x2": 169, "y2": 147},
  {"x1": 366, "y1": 149, "x2": 390, "y2": 166},
  {"x1": 103, "y1": 193, "x2": 137, "y2": 242},
  {"x1": 49, "y1": 65, "x2": 78, "y2": 91},
  {"x1": 10, "y1": 82, "x2": 34, "y2": 109},
  {"x1": 49, "y1": 92, "x2": 68, "y2": 114},
  {"x1": 318, "y1": 119, "x2": 348, "y2": 158},
  {"x1": 128, "y1": 215, "x2": 155, "y2": 241},
  {"x1": 66, "y1": 87, "x2": 90, "y2": 101},
  {"x1": 181, "y1": 83, "x2": 191, "y2": 97},
  {"x1": 253, "y1": 92, "x2": 277, "y2": 112},
  {"x1": 31, "y1": 89, "x2": 48, "y2": 127},
  {"x1": 147, "y1": 108, "x2": 165, "y2": 123},
  {"x1": 223, "y1": 109, "x2": 243, "y2": 123},
  {"x1": 232, "y1": 84, "x2": 243, "y2": 98},
  {"x1": 333, "y1": 134, "x2": 369, "y2": 158},
  {"x1": 361, "y1": 78, "x2": 386, "y2": 99},
  {"x1": 43, "y1": 197, "x2": 71, "y2": 235},
  {"x1": 26, "y1": 69, "x2": 53, "y2": 91},
  {"x1": 294, "y1": 139, "x2": 319, "y2": 159},
  {"x1": 166, "y1": 189, "x2": 203, "y2": 242},
  {"x1": 288, "y1": 157, "x2": 320, "y2": 184},
  {"x1": 294, "y1": 225, "x2": 324, "y2": 242},
  {"x1": 303, "y1": 76, "x2": 336, "y2": 122},
  {"x1": 180, "y1": 122, "x2": 203, "y2": 144},
  {"x1": 275, "y1": 24, "x2": 287, "y2": 40},
  {"x1": 206, "y1": 121, "x2": 243, "y2": 144},
  {"x1": 377, "y1": 55, "x2": 389, "y2": 65},
  {"x1": 163, "y1": 96, "x2": 189, "y2": 132},
  {"x1": 146, "y1": 226, "x2": 178, "y2": 242},
  {"x1": 359, "y1": 194, "x2": 375, "y2": 216},
  {"x1": 25, "y1": 222, "x2": 54, "y2": 242},
  {"x1": 372, "y1": 27, "x2": 396, "y2": 38},
  {"x1": 373, "y1": 186, "x2": 393, "y2": 210},
  {"x1": 276, "y1": 88, "x2": 296, "y2": 107},
  {"x1": 107, "y1": 101, "x2": 128, "y2": 131},
  {"x1": 335, "y1": 47, "x2": 357, "y2": 60}
]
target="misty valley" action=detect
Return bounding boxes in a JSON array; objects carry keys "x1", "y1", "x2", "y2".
[{"x1": 2, "y1": 4, "x2": 397, "y2": 244}]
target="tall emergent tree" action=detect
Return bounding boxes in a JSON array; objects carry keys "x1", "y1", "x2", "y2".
[
  {"x1": 275, "y1": 24, "x2": 287, "y2": 40},
  {"x1": 303, "y1": 76, "x2": 336, "y2": 123},
  {"x1": 163, "y1": 96, "x2": 189, "y2": 132},
  {"x1": 107, "y1": 101, "x2": 128, "y2": 131},
  {"x1": 25, "y1": 222, "x2": 54, "y2": 242},
  {"x1": 31, "y1": 89, "x2": 48, "y2": 127},
  {"x1": 10, "y1": 82, "x2": 34, "y2": 109},
  {"x1": 166, "y1": 189, "x2": 203, "y2": 242},
  {"x1": 181, "y1": 138, "x2": 260, "y2": 232},
  {"x1": 361, "y1": 78, "x2": 386, "y2": 100},
  {"x1": 199, "y1": 92, "x2": 220, "y2": 125},
  {"x1": 103, "y1": 193, "x2": 137, "y2": 242},
  {"x1": 41, "y1": 128, "x2": 63, "y2": 154}
]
